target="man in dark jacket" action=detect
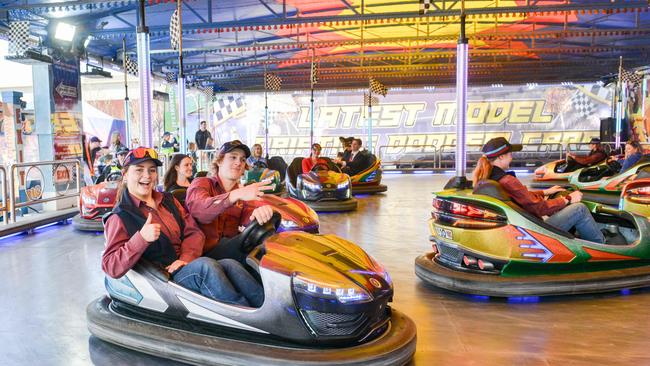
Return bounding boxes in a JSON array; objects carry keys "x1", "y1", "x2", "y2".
[
  {"x1": 566, "y1": 137, "x2": 607, "y2": 168},
  {"x1": 195, "y1": 121, "x2": 212, "y2": 150},
  {"x1": 340, "y1": 138, "x2": 370, "y2": 176}
]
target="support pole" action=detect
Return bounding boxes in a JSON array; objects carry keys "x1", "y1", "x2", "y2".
[
  {"x1": 310, "y1": 88, "x2": 314, "y2": 147},
  {"x1": 264, "y1": 91, "x2": 269, "y2": 157},
  {"x1": 177, "y1": 0, "x2": 187, "y2": 153},
  {"x1": 122, "y1": 38, "x2": 132, "y2": 148},
  {"x1": 455, "y1": 13, "x2": 468, "y2": 178},
  {"x1": 615, "y1": 56, "x2": 623, "y2": 149},
  {"x1": 367, "y1": 91, "x2": 373, "y2": 152},
  {"x1": 136, "y1": 0, "x2": 153, "y2": 147}
]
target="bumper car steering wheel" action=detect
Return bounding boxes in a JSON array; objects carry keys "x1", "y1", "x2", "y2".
[{"x1": 238, "y1": 211, "x2": 281, "y2": 253}]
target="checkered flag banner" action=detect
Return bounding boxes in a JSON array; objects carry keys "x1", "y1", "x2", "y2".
[
  {"x1": 8, "y1": 21, "x2": 31, "y2": 56},
  {"x1": 620, "y1": 68, "x2": 643, "y2": 85},
  {"x1": 369, "y1": 77, "x2": 388, "y2": 97},
  {"x1": 214, "y1": 96, "x2": 245, "y2": 123},
  {"x1": 363, "y1": 93, "x2": 379, "y2": 107},
  {"x1": 165, "y1": 72, "x2": 176, "y2": 83},
  {"x1": 310, "y1": 61, "x2": 318, "y2": 87},
  {"x1": 201, "y1": 86, "x2": 214, "y2": 100},
  {"x1": 570, "y1": 84, "x2": 611, "y2": 119},
  {"x1": 124, "y1": 55, "x2": 138, "y2": 76},
  {"x1": 170, "y1": 8, "x2": 181, "y2": 50},
  {"x1": 419, "y1": 0, "x2": 433, "y2": 15},
  {"x1": 264, "y1": 73, "x2": 282, "y2": 91}
]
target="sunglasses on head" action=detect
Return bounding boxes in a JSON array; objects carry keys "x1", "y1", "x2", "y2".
[{"x1": 125, "y1": 147, "x2": 158, "y2": 161}]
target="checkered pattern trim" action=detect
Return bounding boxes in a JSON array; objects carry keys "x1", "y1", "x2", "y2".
[
  {"x1": 369, "y1": 77, "x2": 388, "y2": 97},
  {"x1": 419, "y1": 0, "x2": 433, "y2": 15},
  {"x1": 310, "y1": 60, "x2": 318, "y2": 87},
  {"x1": 8, "y1": 21, "x2": 30, "y2": 56},
  {"x1": 570, "y1": 91, "x2": 596, "y2": 118},
  {"x1": 170, "y1": 8, "x2": 181, "y2": 50},
  {"x1": 364, "y1": 93, "x2": 379, "y2": 107},
  {"x1": 264, "y1": 73, "x2": 282, "y2": 91},
  {"x1": 620, "y1": 69, "x2": 643, "y2": 85},
  {"x1": 124, "y1": 55, "x2": 138, "y2": 76},
  {"x1": 201, "y1": 86, "x2": 214, "y2": 100},
  {"x1": 165, "y1": 72, "x2": 176, "y2": 83}
]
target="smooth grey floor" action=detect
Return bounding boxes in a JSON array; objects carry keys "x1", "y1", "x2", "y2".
[{"x1": 2, "y1": 173, "x2": 650, "y2": 365}]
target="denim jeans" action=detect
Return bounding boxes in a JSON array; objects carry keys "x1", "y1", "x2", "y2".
[
  {"x1": 173, "y1": 257, "x2": 264, "y2": 307},
  {"x1": 545, "y1": 203, "x2": 605, "y2": 243}
]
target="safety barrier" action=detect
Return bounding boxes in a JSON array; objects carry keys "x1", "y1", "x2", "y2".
[
  {"x1": 7, "y1": 159, "x2": 81, "y2": 224},
  {"x1": 376, "y1": 143, "x2": 564, "y2": 171},
  {"x1": 0, "y1": 166, "x2": 7, "y2": 224},
  {"x1": 377, "y1": 144, "x2": 438, "y2": 171}
]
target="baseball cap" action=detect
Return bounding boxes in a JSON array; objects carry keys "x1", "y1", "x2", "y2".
[
  {"x1": 90, "y1": 136, "x2": 101, "y2": 143},
  {"x1": 589, "y1": 137, "x2": 601, "y2": 144},
  {"x1": 219, "y1": 140, "x2": 251, "y2": 158},
  {"x1": 116, "y1": 146, "x2": 129, "y2": 155},
  {"x1": 122, "y1": 147, "x2": 163, "y2": 167},
  {"x1": 481, "y1": 137, "x2": 522, "y2": 159}
]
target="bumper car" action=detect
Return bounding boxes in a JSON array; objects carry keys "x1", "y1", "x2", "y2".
[
  {"x1": 72, "y1": 172, "x2": 121, "y2": 232},
  {"x1": 530, "y1": 159, "x2": 589, "y2": 188},
  {"x1": 286, "y1": 157, "x2": 358, "y2": 212},
  {"x1": 566, "y1": 157, "x2": 650, "y2": 206},
  {"x1": 349, "y1": 154, "x2": 388, "y2": 195},
  {"x1": 415, "y1": 180, "x2": 650, "y2": 297},
  {"x1": 243, "y1": 161, "x2": 283, "y2": 195},
  {"x1": 87, "y1": 213, "x2": 416, "y2": 365},
  {"x1": 620, "y1": 179, "x2": 650, "y2": 217}
]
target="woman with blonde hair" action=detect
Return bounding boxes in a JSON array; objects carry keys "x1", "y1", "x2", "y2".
[{"x1": 474, "y1": 137, "x2": 604, "y2": 243}]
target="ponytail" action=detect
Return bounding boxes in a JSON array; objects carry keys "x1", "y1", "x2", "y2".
[
  {"x1": 472, "y1": 156, "x2": 493, "y2": 187},
  {"x1": 113, "y1": 167, "x2": 128, "y2": 206}
]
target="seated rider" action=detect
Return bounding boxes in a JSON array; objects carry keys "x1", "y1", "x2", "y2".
[
  {"x1": 96, "y1": 146, "x2": 130, "y2": 184},
  {"x1": 565, "y1": 137, "x2": 607, "y2": 170},
  {"x1": 337, "y1": 138, "x2": 369, "y2": 176},
  {"x1": 608, "y1": 140, "x2": 643, "y2": 172},
  {"x1": 474, "y1": 137, "x2": 604, "y2": 243},
  {"x1": 246, "y1": 143, "x2": 267, "y2": 168},
  {"x1": 102, "y1": 147, "x2": 263, "y2": 307},
  {"x1": 301, "y1": 143, "x2": 329, "y2": 174},
  {"x1": 185, "y1": 141, "x2": 276, "y2": 262}
]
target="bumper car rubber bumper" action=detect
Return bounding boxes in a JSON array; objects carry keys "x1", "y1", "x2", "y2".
[
  {"x1": 87, "y1": 296, "x2": 416, "y2": 366},
  {"x1": 529, "y1": 180, "x2": 572, "y2": 189},
  {"x1": 303, "y1": 198, "x2": 358, "y2": 212},
  {"x1": 352, "y1": 184, "x2": 388, "y2": 195},
  {"x1": 416, "y1": 252, "x2": 650, "y2": 297},
  {"x1": 72, "y1": 214, "x2": 104, "y2": 232}
]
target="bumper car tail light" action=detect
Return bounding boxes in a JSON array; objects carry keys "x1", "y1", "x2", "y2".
[
  {"x1": 463, "y1": 255, "x2": 477, "y2": 267},
  {"x1": 432, "y1": 198, "x2": 507, "y2": 229},
  {"x1": 478, "y1": 259, "x2": 494, "y2": 271},
  {"x1": 624, "y1": 186, "x2": 650, "y2": 204}
]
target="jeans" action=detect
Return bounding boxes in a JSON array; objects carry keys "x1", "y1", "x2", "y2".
[
  {"x1": 545, "y1": 203, "x2": 605, "y2": 243},
  {"x1": 204, "y1": 237, "x2": 247, "y2": 263},
  {"x1": 173, "y1": 257, "x2": 264, "y2": 307}
]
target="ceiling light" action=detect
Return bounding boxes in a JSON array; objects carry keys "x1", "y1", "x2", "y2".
[{"x1": 55, "y1": 22, "x2": 76, "y2": 42}]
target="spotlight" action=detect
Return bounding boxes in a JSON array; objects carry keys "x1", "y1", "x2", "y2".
[{"x1": 55, "y1": 22, "x2": 76, "y2": 42}]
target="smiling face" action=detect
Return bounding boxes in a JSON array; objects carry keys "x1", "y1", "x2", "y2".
[
  {"x1": 217, "y1": 149, "x2": 247, "y2": 182},
  {"x1": 351, "y1": 140, "x2": 361, "y2": 152},
  {"x1": 124, "y1": 160, "x2": 157, "y2": 199},
  {"x1": 253, "y1": 144, "x2": 263, "y2": 158},
  {"x1": 625, "y1": 143, "x2": 639, "y2": 158},
  {"x1": 176, "y1": 157, "x2": 193, "y2": 180}
]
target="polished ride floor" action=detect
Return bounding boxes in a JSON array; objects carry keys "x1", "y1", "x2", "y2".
[{"x1": 1, "y1": 173, "x2": 649, "y2": 365}]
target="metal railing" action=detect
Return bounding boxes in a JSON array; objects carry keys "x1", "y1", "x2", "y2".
[
  {"x1": 377, "y1": 144, "x2": 438, "y2": 170},
  {"x1": 8, "y1": 159, "x2": 81, "y2": 223},
  {"x1": 0, "y1": 166, "x2": 7, "y2": 224},
  {"x1": 376, "y1": 143, "x2": 565, "y2": 171}
]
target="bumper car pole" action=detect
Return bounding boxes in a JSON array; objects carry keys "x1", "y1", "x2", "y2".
[
  {"x1": 447, "y1": 7, "x2": 471, "y2": 189},
  {"x1": 136, "y1": 0, "x2": 153, "y2": 148}
]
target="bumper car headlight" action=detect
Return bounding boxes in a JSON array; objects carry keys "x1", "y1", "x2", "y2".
[
  {"x1": 82, "y1": 195, "x2": 97, "y2": 206},
  {"x1": 280, "y1": 219, "x2": 299, "y2": 228},
  {"x1": 337, "y1": 181, "x2": 349, "y2": 189},
  {"x1": 293, "y1": 275, "x2": 372, "y2": 304},
  {"x1": 303, "y1": 181, "x2": 320, "y2": 191}
]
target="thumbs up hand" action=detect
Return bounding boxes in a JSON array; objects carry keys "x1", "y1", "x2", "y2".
[{"x1": 140, "y1": 213, "x2": 161, "y2": 242}]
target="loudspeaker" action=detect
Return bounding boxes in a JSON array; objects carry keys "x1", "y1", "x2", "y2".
[{"x1": 600, "y1": 117, "x2": 615, "y2": 142}]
